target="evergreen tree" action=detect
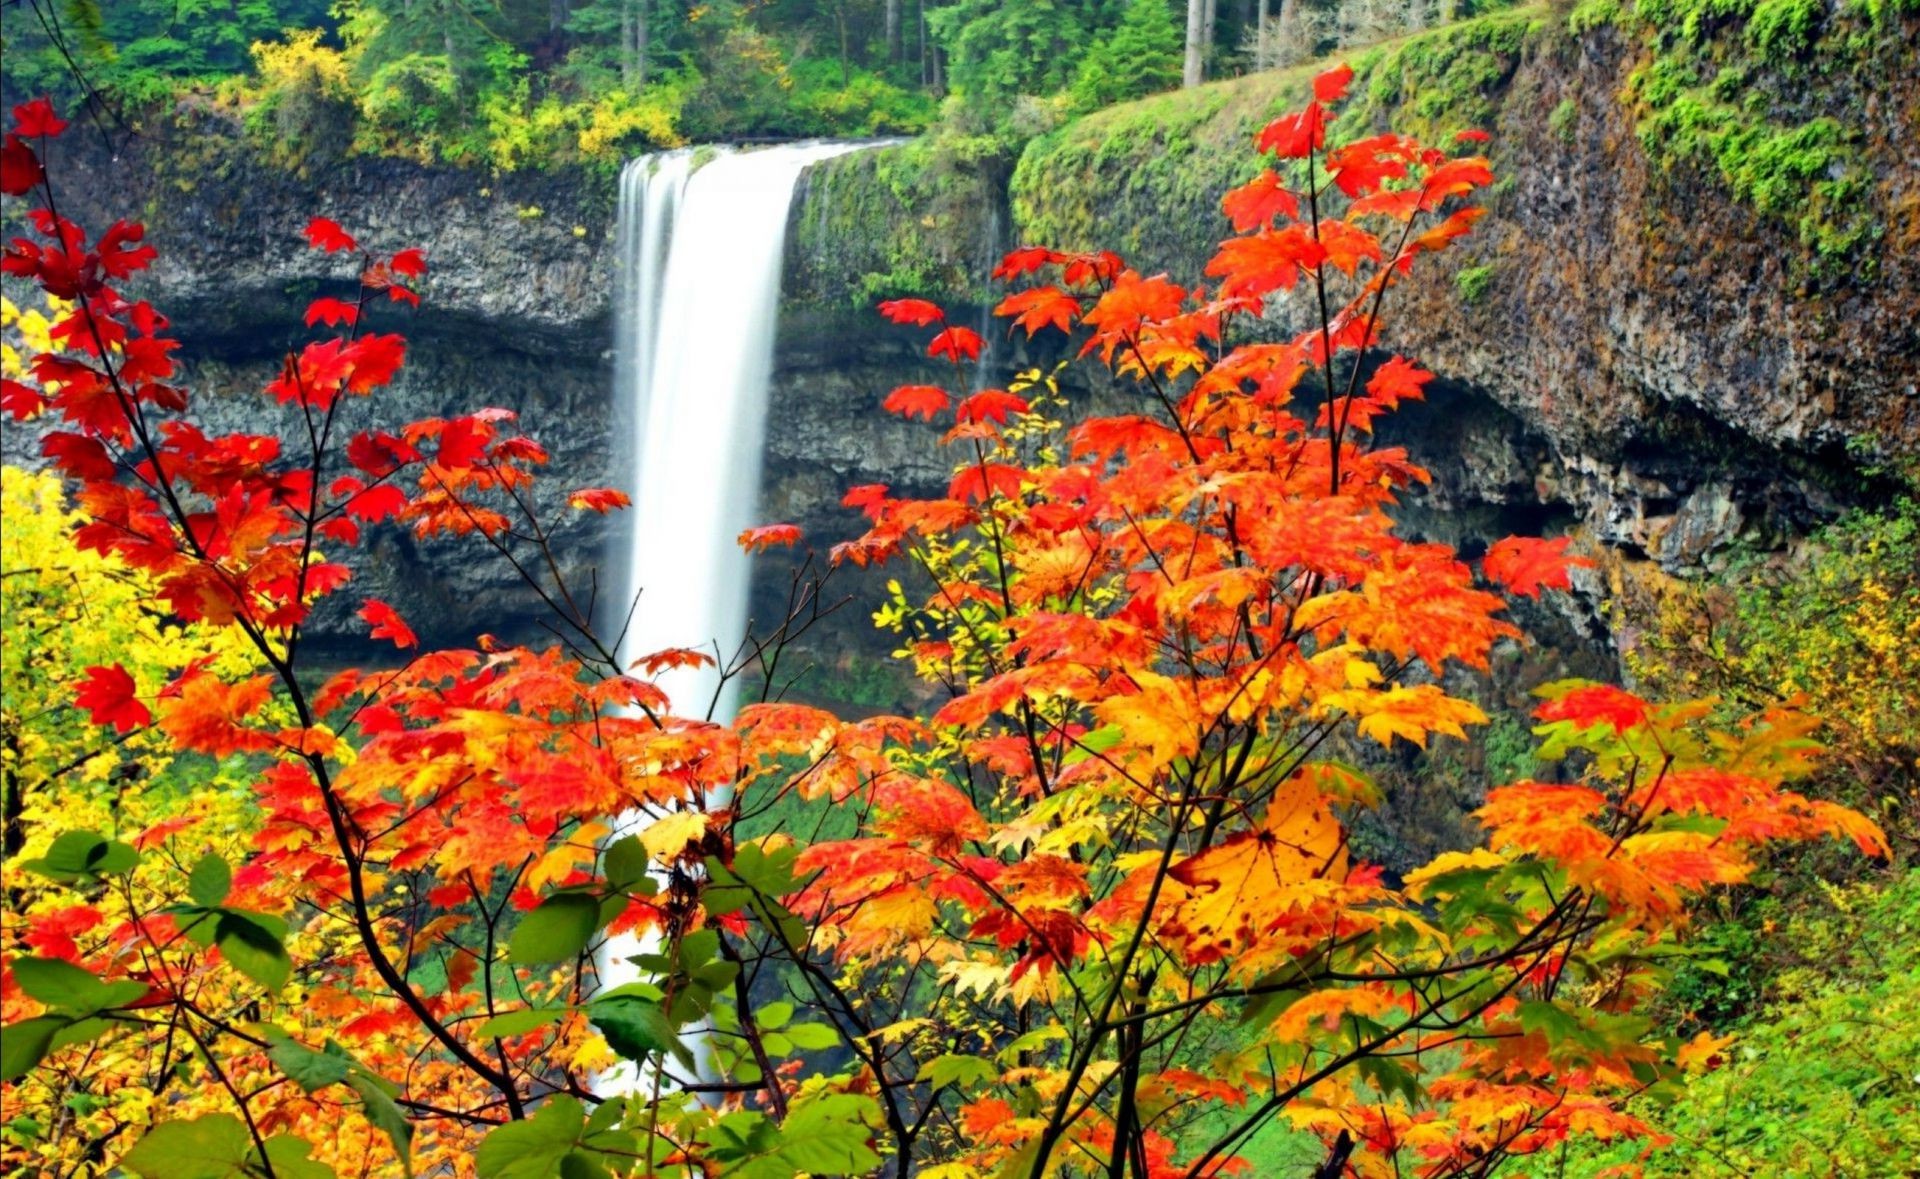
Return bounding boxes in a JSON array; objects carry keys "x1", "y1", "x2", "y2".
[{"x1": 1071, "y1": 0, "x2": 1181, "y2": 111}]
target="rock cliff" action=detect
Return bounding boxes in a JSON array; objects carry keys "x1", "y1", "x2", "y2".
[{"x1": 9, "y1": 3, "x2": 1915, "y2": 696}]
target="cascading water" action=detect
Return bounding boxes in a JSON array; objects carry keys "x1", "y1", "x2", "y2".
[{"x1": 597, "y1": 141, "x2": 868, "y2": 1092}]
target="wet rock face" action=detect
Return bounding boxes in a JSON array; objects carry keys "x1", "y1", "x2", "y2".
[
  {"x1": 20, "y1": 11, "x2": 1917, "y2": 664},
  {"x1": 9, "y1": 107, "x2": 624, "y2": 652}
]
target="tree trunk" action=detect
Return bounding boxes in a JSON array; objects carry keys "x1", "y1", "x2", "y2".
[
  {"x1": 1203, "y1": 0, "x2": 1218, "y2": 59},
  {"x1": 1277, "y1": 0, "x2": 1299, "y2": 65},
  {"x1": 836, "y1": 3, "x2": 850, "y2": 87},
  {"x1": 634, "y1": 0, "x2": 648, "y2": 88},
  {"x1": 620, "y1": 0, "x2": 634, "y2": 86},
  {"x1": 886, "y1": 0, "x2": 902, "y2": 64},
  {"x1": 1183, "y1": 0, "x2": 1206, "y2": 87},
  {"x1": 550, "y1": 0, "x2": 568, "y2": 34}
]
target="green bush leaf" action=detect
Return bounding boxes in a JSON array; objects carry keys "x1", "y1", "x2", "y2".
[
  {"x1": 9, "y1": 957, "x2": 148, "y2": 1015},
  {"x1": 475, "y1": 1007, "x2": 568, "y2": 1039},
  {"x1": 601, "y1": 836, "x2": 650, "y2": 893},
  {"x1": 782, "y1": 1022, "x2": 839, "y2": 1051},
  {"x1": 121, "y1": 1113, "x2": 253, "y2": 1177},
  {"x1": 917, "y1": 1053, "x2": 998, "y2": 1089},
  {"x1": 22, "y1": 830, "x2": 139, "y2": 882},
  {"x1": 187, "y1": 853, "x2": 233, "y2": 907},
  {"x1": 265, "y1": 1035, "x2": 352, "y2": 1092},
  {"x1": 214, "y1": 911, "x2": 291, "y2": 993},
  {"x1": 588, "y1": 994, "x2": 688, "y2": 1068},
  {"x1": 258, "y1": 1135, "x2": 336, "y2": 1179},
  {"x1": 475, "y1": 1094, "x2": 586, "y2": 1179},
  {"x1": 10, "y1": 958, "x2": 106, "y2": 1009},
  {"x1": 507, "y1": 893, "x2": 604, "y2": 964},
  {"x1": 348, "y1": 1071, "x2": 414, "y2": 1177},
  {"x1": 0, "y1": 1017, "x2": 62, "y2": 1083}
]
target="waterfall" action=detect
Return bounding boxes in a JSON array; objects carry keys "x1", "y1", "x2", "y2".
[{"x1": 597, "y1": 141, "x2": 868, "y2": 1092}]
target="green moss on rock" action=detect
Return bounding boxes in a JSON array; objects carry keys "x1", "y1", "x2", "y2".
[
  {"x1": 785, "y1": 134, "x2": 1011, "y2": 311},
  {"x1": 1009, "y1": 9, "x2": 1540, "y2": 271},
  {"x1": 1611, "y1": 0, "x2": 1917, "y2": 269}
]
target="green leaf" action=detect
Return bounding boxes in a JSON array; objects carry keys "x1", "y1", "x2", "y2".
[
  {"x1": 347, "y1": 1071, "x2": 414, "y2": 1177},
  {"x1": 49, "y1": 1016, "x2": 112, "y2": 1052},
  {"x1": 214, "y1": 911, "x2": 291, "y2": 993},
  {"x1": 775, "y1": 1093, "x2": 884, "y2": 1175},
  {"x1": 677, "y1": 927, "x2": 720, "y2": 968},
  {"x1": 782, "y1": 1022, "x2": 839, "y2": 1051},
  {"x1": 9, "y1": 957, "x2": 147, "y2": 1015},
  {"x1": 475, "y1": 1094, "x2": 586, "y2": 1179},
  {"x1": 756, "y1": 1000, "x2": 793, "y2": 1030},
  {"x1": 22, "y1": 830, "x2": 138, "y2": 882},
  {"x1": 168, "y1": 905, "x2": 222, "y2": 949},
  {"x1": 258, "y1": 1134, "x2": 337, "y2": 1179},
  {"x1": 601, "y1": 836, "x2": 650, "y2": 893},
  {"x1": 996, "y1": 1023, "x2": 1068, "y2": 1063},
  {"x1": 703, "y1": 844, "x2": 805, "y2": 917},
  {"x1": 1062, "y1": 723, "x2": 1124, "y2": 764},
  {"x1": 266, "y1": 1035, "x2": 352, "y2": 1092},
  {"x1": 475, "y1": 1008, "x2": 567, "y2": 1039},
  {"x1": 917, "y1": 1053, "x2": 998, "y2": 1089},
  {"x1": 507, "y1": 893, "x2": 604, "y2": 964},
  {"x1": 690, "y1": 959, "x2": 741, "y2": 993},
  {"x1": 187, "y1": 853, "x2": 233, "y2": 907},
  {"x1": 10, "y1": 958, "x2": 106, "y2": 1009},
  {"x1": 121, "y1": 1114, "x2": 254, "y2": 1178},
  {"x1": 587, "y1": 994, "x2": 689, "y2": 1069},
  {"x1": 0, "y1": 1017, "x2": 62, "y2": 1083},
  {"x1": 701, "y1": 1093, "x2": 881, "y2": 1177}
]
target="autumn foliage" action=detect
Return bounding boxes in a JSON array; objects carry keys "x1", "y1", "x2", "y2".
[{"x1": 0, "y1": 75, "x2": 1887, "y2": 1179}]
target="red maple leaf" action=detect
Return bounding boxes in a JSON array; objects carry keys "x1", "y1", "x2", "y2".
[
  {"x1": 12, "y1": 98, "x2": 68, "y2": 138},
  {"x1": 1257, "y1": 102, "x2": 1326, "y2": 160},
  {"x1": 995, "y1": 286, "x2": 1081, "y2": 336},
  {"x1": 928, "y1": 326, "x2": 983, "y2": 363},
  {"x1": 1, "y1": 377, "x2": 47, "y2": 420},
  {"x1": 76, "y1": 664, "x2": 151, "y2": 733},
  {"x1": 1483, "y1": 535, "x2": 1590, "y2": 599},
  {"x1": 1313, "y1": 63, "x2": 1355, "y2": 103},
  {"x1": 303, "y1": 217, "x2": 358, "y2": 254},
  {"x1": 389, "y1": 247, "x2": 427, "y2": 278},
  {"x1": 359, "y1": 599, "x2": 418, "y2": 649},
  {"x1": 1535, "y1": 683, "x2": 1651, "y2": 735},
  {"x1": 883, "y1": 384, "x2": 951, "y2": 421},
  {"x1": 305, "y1": 296, "x2": 359, "y2": 328},
  {"x1": 567, "y1": 487, "x2": 631, "y2": 513},
  {"x1": 878, "y1": 297, "x2": 944, "y2": 326},
  {"x1": 347, "y1": 430, "x2": 419, "y2": 477},
  {"x1": 955, "y1": 390, "x2": 1030, "y2": 425},
  {"x1": 992, "y1": 246, "x2": 1062, "y2": 279},
  {"x1": 1221, "y1": 169, "x2": 1301, "y2": 232},
  {"x1": 344, "y1": 483, "x2": 408, "y2": 523},
  {"x1": 0, "y1": 134, "x2": 43, "y2": 196},
  {"x1": 738, "y1": 523, "x2": 803, "y2": 552}
]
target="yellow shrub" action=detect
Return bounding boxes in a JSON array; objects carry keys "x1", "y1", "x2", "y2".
[{"x1": 250, "y1": 29, "x2": 350, "y2": 101}]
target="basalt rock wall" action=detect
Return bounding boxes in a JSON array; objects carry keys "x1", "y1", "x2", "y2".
[{"x1": 11, "y1": 5, "x2": 1917, "y2": 684}]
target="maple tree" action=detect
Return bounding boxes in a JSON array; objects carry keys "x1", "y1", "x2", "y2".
[{"x1": 0, "y1": 72, "x2": 1888, "y2": 1179}]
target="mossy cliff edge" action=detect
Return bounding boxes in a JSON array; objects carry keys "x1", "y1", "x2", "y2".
[
  {"x1": 790, "y1": 1, "x2": 1918, "y2": 577},
  {"x1": 12, "y1": 2, "x2": 1915, "y2": 662}
]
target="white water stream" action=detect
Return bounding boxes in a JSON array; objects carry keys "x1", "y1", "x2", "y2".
[{"x1": 596, "y1": 141, "x2": 867, "y2": 1093}]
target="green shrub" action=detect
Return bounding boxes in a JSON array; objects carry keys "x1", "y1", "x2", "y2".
[{"x1": 1559, "y1": 871, "x2": 1920, "y2": 1177}]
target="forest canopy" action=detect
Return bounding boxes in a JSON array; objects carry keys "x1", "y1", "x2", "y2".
[{"x1": 0, "y1": 0, "x2": 1494, "y2": 166}]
